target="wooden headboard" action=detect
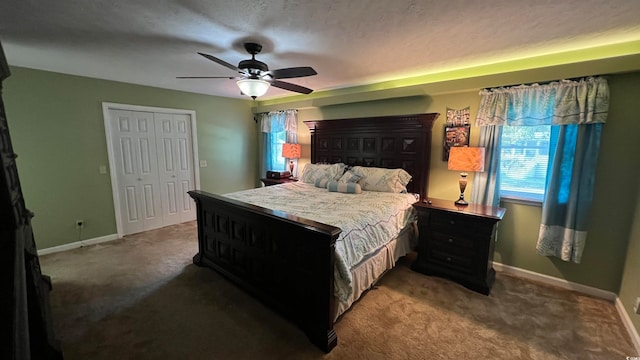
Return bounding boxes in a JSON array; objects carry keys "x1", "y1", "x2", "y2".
[{"x1": 304, "y1": 113, "x2": 439, "y2": 200}]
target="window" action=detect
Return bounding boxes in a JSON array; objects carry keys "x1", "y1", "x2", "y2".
[
  {"x1": 499, "y1": 125, "x2": 553, "y2": 202},
  {"x1": 265, "y1": 130, "x2": 287, "y2": 171}
]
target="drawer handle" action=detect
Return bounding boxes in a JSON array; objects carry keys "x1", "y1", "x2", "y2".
[
  {"x1": 449, "y1": 220, "x2": 456, "y2": 225},
  {"x1": 447, "y1": 238, "x2": 454, "y2": 243}
]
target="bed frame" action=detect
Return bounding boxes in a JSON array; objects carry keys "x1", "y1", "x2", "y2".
[{"x1": 188, "y1": 113, "x2": 437, "y2": 352}]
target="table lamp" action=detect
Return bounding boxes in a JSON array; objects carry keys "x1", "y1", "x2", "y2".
[
  {"x1": 447, "y1": 146, "x2": 485, "y2": 206},
  {"x1": 281, "y1": 143, "x2": 301, "y2": 176}
]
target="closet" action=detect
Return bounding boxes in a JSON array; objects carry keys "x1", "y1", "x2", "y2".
[{"x1": 107, "y1": 108, "x2": 197, "y2": 235}]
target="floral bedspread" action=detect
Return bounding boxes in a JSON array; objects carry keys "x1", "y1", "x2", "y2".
[{"x1": 224, "y1": 182, "x2": 418, "y2": 302}]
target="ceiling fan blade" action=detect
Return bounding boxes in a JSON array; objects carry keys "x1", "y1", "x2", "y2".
[
  {"x1": 267, "y1": 66, "x2": 317, "y2": 79},
  {"x1": 197, "y1": 52, "x2": 241, "y2": 72},
  {"x1": 176, "y1": 76, "x2": 238, "y2": 79},
  {"x1": 269, "y1": 80, "x2": 314, "y2": 94}
]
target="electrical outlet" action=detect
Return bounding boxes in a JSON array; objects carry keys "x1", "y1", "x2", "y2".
[
  {"x1": 634, "y1": 297, "x2": 640, "y2": 315},
  {"x1": 75, "y1": 220, "x2": 84, "y2": 229}
]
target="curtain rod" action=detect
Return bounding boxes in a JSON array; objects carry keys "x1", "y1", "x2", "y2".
[
  {"x1": 253, "y1": 109, "x2": 298, "y2": 123},
  {"x1": 485, "y1": 75, "x2": 606, "y2": 91}
]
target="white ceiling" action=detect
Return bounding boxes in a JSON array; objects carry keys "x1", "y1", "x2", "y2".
[{"x1": 1, "y1": 0, "x2": 639, "y2": 100}]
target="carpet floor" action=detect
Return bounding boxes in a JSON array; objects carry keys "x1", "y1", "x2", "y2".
[{"x1": 40, "y1": 221, "x2": 635, "y2": 359}]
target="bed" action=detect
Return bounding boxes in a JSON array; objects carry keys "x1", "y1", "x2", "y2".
[{"x1": 188, "y1": 113, "x2": 438, "y2": 352}]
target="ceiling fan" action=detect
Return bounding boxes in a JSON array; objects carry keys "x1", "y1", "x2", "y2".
[{"x1": 177, "y1": 42, "x2": 317, "y2": 99}]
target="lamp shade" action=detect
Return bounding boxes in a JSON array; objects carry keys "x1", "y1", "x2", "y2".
[
  {"x1": 236, "y1": 79, "x2": 270, "y2": 99},
  {"x1": 448, "y1": 147, "x2": 485, "y2": 172},
  {"x1": 281, "y1": 143, "x2": 301, "y2": 159}
]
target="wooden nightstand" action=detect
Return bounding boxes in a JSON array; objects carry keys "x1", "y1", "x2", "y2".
[
  {"x1": 412, "y1": 198, "x2": 505, "y2": 295},
  {"x1": 260, "y1": 177, "x2": 298, "y2": 186}
]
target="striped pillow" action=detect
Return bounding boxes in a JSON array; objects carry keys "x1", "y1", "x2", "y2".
[
  {"x1": 326, "y1": 180, "x2": 362, "y2": 194},
  {"x1": 314, "y1": 176, "x2": 332, "y2": 189}
]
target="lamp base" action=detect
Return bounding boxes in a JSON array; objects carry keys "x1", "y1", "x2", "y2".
[{"x1": 455, "y1": 172, "x2": 469, "y2": 206}]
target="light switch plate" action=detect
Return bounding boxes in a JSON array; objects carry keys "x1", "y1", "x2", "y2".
[
  {"x1": 199, "y1": 160, "x2": 207, "y2": 167},
  {"x1": 99, "y1": 165, "x2": 107, "y2": 174}
]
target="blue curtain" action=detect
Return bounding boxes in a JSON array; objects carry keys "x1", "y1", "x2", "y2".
[
  {"x1": 536, "y1": 123, "x2": 603, "y2": 263},
  {"x1": 473, "y1": 77, "x2": 609, "y2": 263},
  {"x1": 470, "y1": 125, "x2": 503, "y2": 207},
  {"x1": 264, "y1": 131, "x2": 287, "y2": 172},
  {"x1": 260, "y1": 110, "x2": 298, "y2": 176}
]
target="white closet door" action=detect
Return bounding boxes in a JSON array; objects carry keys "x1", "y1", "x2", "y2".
[
  {"x1": 154, "y1": 113, "x2": 196, "y2": 226},
  {"x1": 172, "y1": 114, "x2": 196, "y2": 222},
  {"x1": 155, "y1": 113, "x2": 180, "y2": 226},
  {"x1": 110, "y1": 110, "x2": 163, "y2": 235}
]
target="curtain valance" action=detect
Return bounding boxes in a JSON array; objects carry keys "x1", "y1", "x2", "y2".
[
  {"x1": 475, "y1": 77, "x2": 609, "y2": 127},
  {"x1": 260, "y1": 109, "x2": 298, "y2": 133}
]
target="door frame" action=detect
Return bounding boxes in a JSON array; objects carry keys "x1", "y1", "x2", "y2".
[{"x1": 102, "y1": 102, "x2": 201, "y2": 238}]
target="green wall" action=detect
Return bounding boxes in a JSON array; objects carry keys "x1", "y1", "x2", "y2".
[
  {"x1": 3, "y1": 66, "x2": 255, "y2": 249},
  {"x1": 617, "y1": 73, "x2": 640, "y2": 334},
  {"x1": 268, "y1": 71, "x2": 640, "y2": 297}
]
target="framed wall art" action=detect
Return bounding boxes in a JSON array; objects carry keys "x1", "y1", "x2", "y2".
[
  {"x1": 443, "y1": 107, "x2": 471, "y2": 161},
  {"x1": 443, "y1": 125, "x2": 470, "y2": 161}
]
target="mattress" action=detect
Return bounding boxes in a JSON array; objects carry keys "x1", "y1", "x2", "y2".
[{"x1": 223, "y1": 181, "x2": 418, "y2": 302}]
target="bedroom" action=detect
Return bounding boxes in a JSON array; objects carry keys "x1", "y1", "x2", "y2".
[{"x1": 1, "y1": 0, "x2": 640, "y2": 358}]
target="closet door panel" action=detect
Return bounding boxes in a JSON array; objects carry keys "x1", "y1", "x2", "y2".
[
  {"x1": 110, "y1": 110, "x2": 163, "y2": 234},
  {"x1": 154, "y1": 113, "x2": 180, "y2": 226},
  {"x1": 173, "y1": 114, "x2": 196, "y2": 221}
]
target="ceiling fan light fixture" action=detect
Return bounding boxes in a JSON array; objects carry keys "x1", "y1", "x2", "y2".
[{"x1": 237, "y1": 79, "x2": 270, "y2": 99}]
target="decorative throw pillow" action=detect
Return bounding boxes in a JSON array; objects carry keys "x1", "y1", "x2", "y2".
[
  {"x1": 314, "y1": 176, "x2": 332, "y2": 189},
  {"x1": 350, "y1": 166, "x2": 412, "y2": 193},
  {"x1": 300, "y1": 163, "x2": 345, "y2": 184},
  {"x1": 326, "y1": 180, "x2": 362, "y2": 194},
  {"x1": 337, "y1": 170, "x2": 362, "y2": 184}
]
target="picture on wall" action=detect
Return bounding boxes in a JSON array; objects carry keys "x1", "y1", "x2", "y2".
[
  {"x1": 443, "y1": 107, "x2": 471, "y2": 161},
  {"x1": 443, "y1": 124, "x2": 470, "y2": 161}
]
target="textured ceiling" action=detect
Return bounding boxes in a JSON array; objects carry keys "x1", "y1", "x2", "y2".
[{"x1": 1, "y1": 0, "x2": 639, "y2": 100}]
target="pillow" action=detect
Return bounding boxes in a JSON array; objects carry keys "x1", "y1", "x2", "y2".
[
  {"x1": 350, "y1": 166, "x2": 412, "y2": 193},
  {"x1": 314, "y1": 176, "x2": 332, "y2": 189},
  {"x1": 326, "y1": 180, "x2": 362, "y2": 194},
  {"x1": 300, "y1": 163, "x2": 345, "y2": 184},
  {"x1": 337, "y1": 170, "x2": 362, "y2": 184}
]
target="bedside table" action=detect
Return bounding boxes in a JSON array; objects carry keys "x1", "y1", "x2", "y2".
[
  {"x1": 260, "y1": 177, "x2": 298, "y2": 186},
  {"x1": 412, "y1": 198, "x2": 505, "y2": 295}
]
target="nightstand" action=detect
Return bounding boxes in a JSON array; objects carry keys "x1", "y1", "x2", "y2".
[
  {"x1": 412, "y1": 198, "x2": 506, "y2": 295},
  {"x1": 260, "y1": 177, "x2": 298, "y2": 186}
]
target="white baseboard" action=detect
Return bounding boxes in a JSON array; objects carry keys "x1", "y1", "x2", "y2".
[
  {"x1": 616, "y1": 297, "x2": 640, "y2": 356},
  {"x1": 494, "y1": 261, "x2": 640, "y2": 355},
  {"x1": 493, "y1": 261, "x2": 616, "y2": 301},
  {"x1": 38, "y1": 234, "x2": 119, "y2": 256}
]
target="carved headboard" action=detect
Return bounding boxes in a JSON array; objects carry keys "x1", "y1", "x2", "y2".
[{"x1": 304, "y1": 113, "x2": 438, "y2": 200}]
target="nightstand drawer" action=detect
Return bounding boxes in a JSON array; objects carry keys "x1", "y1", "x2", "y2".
[
  {"x1": 431, "y1": 231, "x2": 474, "y2": 249},
  {"x1": 430, "y1": 212, "x2": 477, "y2": 235},
  {"x1": 429, "y1": 249, "x2": 473, "y2": 273}
]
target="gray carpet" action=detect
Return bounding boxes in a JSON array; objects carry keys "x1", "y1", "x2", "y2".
[{"x1": 40, "y1": 221, "x2": 636, "y2": 359}]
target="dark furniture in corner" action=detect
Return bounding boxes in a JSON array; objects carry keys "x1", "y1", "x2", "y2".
[
  {"x1": 412, "y1": 198, "x2": 506, "y2": 295},
  {"x1": 0, "y1": 42, "x2": 64, "y2": 359},
  {"x1": 189, "y1": 113, "x2": 437, "y2": 352}
]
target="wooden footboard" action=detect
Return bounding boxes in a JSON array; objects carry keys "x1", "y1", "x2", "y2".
[{"x1": 188, "y1": 190, "x2": 342, "y2": 352}]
